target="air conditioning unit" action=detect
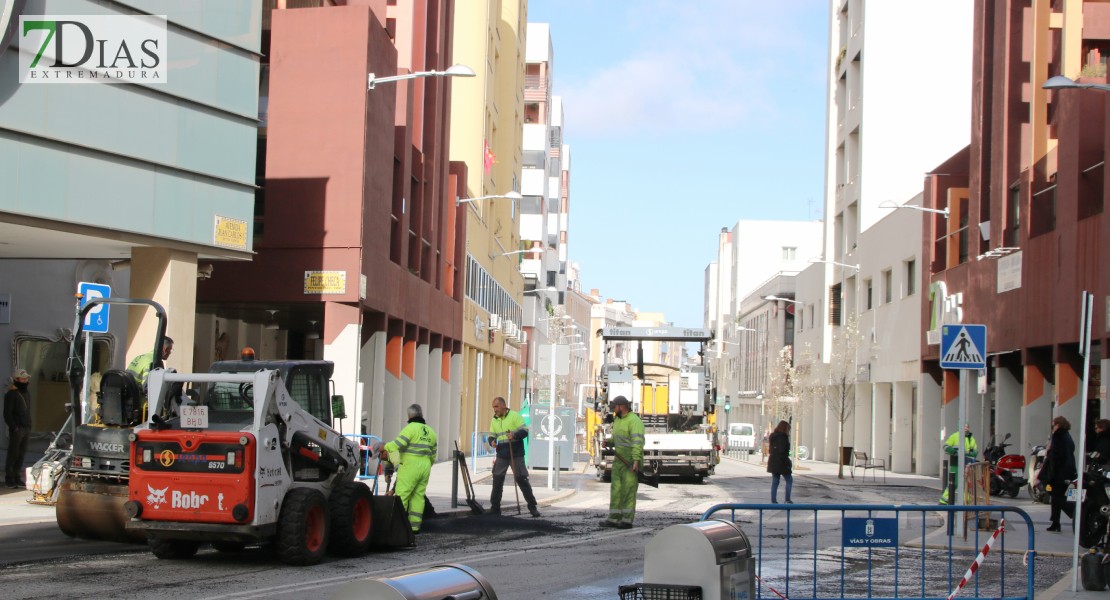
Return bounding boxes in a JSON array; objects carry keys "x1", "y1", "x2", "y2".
[
  {"x1": 515, "y1": 329, "x2": 527, "y2": 344},
  {"x1": 489, "y1": 314, "x2": 501, "y2": 329},
  {"x1": 503, "y1": 319, "x2": 515, "y2": 335}
]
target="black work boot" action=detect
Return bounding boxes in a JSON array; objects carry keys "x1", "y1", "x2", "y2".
[
  {"x1": 528, "y1": 505, "x2": 541, "y2": 518},
  {"x1": 488, "y1": 506, "x2": 501, "y2": 515}
]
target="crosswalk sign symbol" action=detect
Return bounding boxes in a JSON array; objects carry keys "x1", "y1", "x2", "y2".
[{"x1": 940, "y1": 324, "x2": 987, "y2": 370}]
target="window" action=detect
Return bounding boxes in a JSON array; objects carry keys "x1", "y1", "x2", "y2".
[
  {"x1": 905, "y1": 259, "x2": 916, "y2": 296},
  {"x1": 882, "y1": 269, "x2": 893, "y2": 304},
  {"x1": 864, "y1": 278, "x2": 873, "y2": 310},
  {"x1": 829, "y1": 283, "x2": 842, "y2": 325},
  {"x1": 1005, "y1": 183, "x2": 1021, "y2": 247},
  {"x1": 782, "y1": 246, "x2": 797, "y2": 260}
]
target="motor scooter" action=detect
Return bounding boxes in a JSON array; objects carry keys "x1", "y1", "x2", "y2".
[
  {"x1": 1028, "y1": 442, "x2": 1048, "y2": 503},
  {"x1": 1071, "y1": 454, "x2": 1110, "y2": 590},
  {"x1": 983, "y1": 433, "x2": 1027, "y2": 498}
]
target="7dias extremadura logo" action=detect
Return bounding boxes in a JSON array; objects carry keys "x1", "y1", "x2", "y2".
[{"x1": 19, "y1": 14, "x2": 167, "y2": 83}]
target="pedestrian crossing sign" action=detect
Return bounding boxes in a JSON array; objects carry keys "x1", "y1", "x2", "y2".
[{"x1": 940, "y1": 324, "x2": 987, "y2": 370}]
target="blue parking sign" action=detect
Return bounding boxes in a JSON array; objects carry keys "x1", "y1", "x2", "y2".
[{"x1": 78, "y1": 282, "x2": 111, "y2": 333}]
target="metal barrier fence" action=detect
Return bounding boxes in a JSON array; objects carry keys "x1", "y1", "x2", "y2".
[
  {"x1": 700, "y1": 503, "x2": 1035, "y2": 600},
  {"x1": 344, "y1": 434, "x2": 383, "y2": 489}
]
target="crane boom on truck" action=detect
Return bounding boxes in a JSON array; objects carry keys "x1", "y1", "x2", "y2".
[{"x1": 590, "y1": 327, "x2": 720, "y2": 482}]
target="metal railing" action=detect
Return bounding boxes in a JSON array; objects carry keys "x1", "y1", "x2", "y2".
[
  {"x1": 344, "y1": 434, "x2": 383, "y2": 487},
  {"x1": 700, "y1": 503, "x2": 1035, "y2": 600}
]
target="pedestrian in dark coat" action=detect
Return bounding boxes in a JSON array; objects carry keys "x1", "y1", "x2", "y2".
[
  {"x1": 767, "y1": 420, "x2": 793, "y2": 504},
  {"x1": 1037, "y1": 416, "x2": 1077, "y2": 531},
  {"x1": 1089, "y1": 420, "x2": 1110, "y2": 465},
  {"x1": 4, "y1": 368, "x2": 32, "y2": 488}
]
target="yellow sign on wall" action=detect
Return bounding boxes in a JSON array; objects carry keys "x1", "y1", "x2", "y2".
[
  {"x1": 213, "y1": 215, "x2": 248, "y2": 250},
  {"x1": 304, "y1": 270, "x2": 346, "y2": 294}
]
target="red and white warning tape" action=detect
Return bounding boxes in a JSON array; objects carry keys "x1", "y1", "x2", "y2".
[{"x1": 946, "y1": 517, "x2": 1006, "y2": 600}]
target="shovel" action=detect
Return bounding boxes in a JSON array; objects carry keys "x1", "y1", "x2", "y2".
[
  {"x1": 454, "y1": 441, "x2": 485, "y2": 515},
  {"x1": 614, "y1": 453, "x2": 660, "y2": 489}
]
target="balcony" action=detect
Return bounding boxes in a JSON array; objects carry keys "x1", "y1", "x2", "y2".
[{"x1": 524, "y1": 74, "x2": 548, "y2": 102}]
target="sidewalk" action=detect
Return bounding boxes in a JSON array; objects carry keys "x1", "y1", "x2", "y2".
[{"x1": 724, "y1": 454, "x2": 1107, "y2": 599}]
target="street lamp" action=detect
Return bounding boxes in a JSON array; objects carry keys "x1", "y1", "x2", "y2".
[
  {"x1": 878, "y1": 199, "x2": 948, "y2": 217},
  {"x1": 368, "y1": 63, "x2": 475, "y2": 90},
  {"x1": 501, "y1": 248, "x2": 538, "y2": 256},
  {"x1": 762, "y1": 295, "x2": 802, "y2": 305},
  {"x1": 525, "y1": 286, "x2": 558, "y2": 297},
  {"x1": 1043, "y1": 74, "x2": 1110, "y2": 93},
  {"x1": 457, "y1": 190, "x2": 523, "y2": 206},
  {"x1": 808, "y1": 257, "x2": 860, "y2": 271}
]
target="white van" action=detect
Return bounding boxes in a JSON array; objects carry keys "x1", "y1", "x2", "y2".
[{"x1": 727, "y1": 422, "x2": 756, "y2": 454}]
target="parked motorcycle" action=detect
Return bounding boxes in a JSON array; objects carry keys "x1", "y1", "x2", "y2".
[
  {"x1": 1028, "y1": 442, "x2": 1048, "y2": 503},
  {"x1": 984, "y1": 433, "x2": 1027, "y2": 498},
  {"x1": 1072, "y1": 453, "x2": 1110, "y2": 589}
]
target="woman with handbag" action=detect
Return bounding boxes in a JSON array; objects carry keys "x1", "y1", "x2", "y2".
[
  {"x1": 1037, "y1": 416, "x2": 1077, "y2": 532},
  {"x1": 767, "y1": 420, "x2": 793, "y2": 504}
]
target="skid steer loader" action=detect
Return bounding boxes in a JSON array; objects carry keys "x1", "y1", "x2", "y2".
[{"x1": 123, "y1": 367, "x2": 410, "y2": 565}]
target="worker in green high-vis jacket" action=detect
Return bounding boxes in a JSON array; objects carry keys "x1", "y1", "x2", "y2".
[
  {"x1": 382, "y1": 404, "x2": 438, "y2": 533},
  {"x1": 600, "y1": 395, "x2": 644, "y2": 529}
]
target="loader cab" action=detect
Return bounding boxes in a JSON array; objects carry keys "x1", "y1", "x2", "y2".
[{"x1": 209, "y1": 359, "x2": 338, "y2": 423}]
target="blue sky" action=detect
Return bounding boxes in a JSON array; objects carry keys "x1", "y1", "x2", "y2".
[{"x1": 527, "y1": 1, "x2": 829, "y2": 328}]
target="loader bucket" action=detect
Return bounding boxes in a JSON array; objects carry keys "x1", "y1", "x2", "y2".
[
  {"x1": 369, "y1": 495, "x2": 415, "y2": 548},
  {"x1": 56, "y1": 479, "x2": 146, "y2": 544}
]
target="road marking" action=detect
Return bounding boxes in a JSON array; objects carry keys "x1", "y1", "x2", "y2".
[{"x1": 197, "y1": 528, "x2": 644, "y2": 600}]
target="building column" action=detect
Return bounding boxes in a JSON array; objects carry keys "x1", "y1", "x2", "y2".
[
  {"x1": 363, "y1": 328, "x2": 387, "y2": 439},
  {"x1": 811, "y1": 389, "x2": 827, "y2": 462},
  {"x1": 994, "y1": 363, "x2": 1023, "y2": 456},
  {"x1": 1055, "y1": 357, "x2": 1082, "y2": 427},
  {"x1": 873, "y1": 383, "x2": 892, "y2": 466},
  {"x1": 824, "y1": 386, "x2": 839, "y2": 464},
  {"x1": 891, "y1": 382, "x2": 913, "y2": 473},
  {"x1": 1022, "y1": 364, "x2": 1053, "y2": 458},
  {"x1": 322, "y1": 301, "x2": 362, "y2": 436},
  {"x1": 852, "y1": 383, "x2": 871, "y2": 455},
  {"x1": 382, "y1": 320, "x2": 405, "y2": 444},
  {"x1": 402, "y1": 327, "x2": 417, "y2": 416},
  {"x1": 128, "y1": 247, "x2": 197, "y2": 371},
  {"x1": 449, "y1": 349, "x2": 463, "y2": 454},
  {"x1": 917, "y1": 372, "x2": 942, "y2": 476}
]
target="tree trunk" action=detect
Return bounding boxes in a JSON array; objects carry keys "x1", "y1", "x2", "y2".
[{"x1": 837, "y1": 418, "x2": 845, "y2": 479}]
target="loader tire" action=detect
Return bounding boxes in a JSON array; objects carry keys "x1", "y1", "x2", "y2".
[
  {"x1": 328, "y1": 482, "x2": 373, "y2": 556},
  {"x1": 277, "y1": 488, "x2": 329, "y2": 566},
  {"x1": 149, "y1": 537, "x2": 200, "y2": 560}
]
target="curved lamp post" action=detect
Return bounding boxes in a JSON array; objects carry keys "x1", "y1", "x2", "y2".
[{"x1": 368, "y1": 63, "x2": 475, "y2": 90}]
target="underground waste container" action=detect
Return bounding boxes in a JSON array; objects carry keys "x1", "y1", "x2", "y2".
[
  {"x1": 643, "y1": 520, "x2": 754, "y2": 600},
  {"x1": 330, "y1": 563, "x2": 497, "y2": 600}
]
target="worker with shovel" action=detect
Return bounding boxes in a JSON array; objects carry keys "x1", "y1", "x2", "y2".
[
  {"x1": 488, "y1": 397, "x2": 541, "y2": 517},
  {"x1": 601, "y1": 395, "x2": 645, "y2": 529}
]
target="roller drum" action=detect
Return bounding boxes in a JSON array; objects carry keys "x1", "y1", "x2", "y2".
[{"x1": 56, "y1": 478, "x2": 146, "y2": 544}]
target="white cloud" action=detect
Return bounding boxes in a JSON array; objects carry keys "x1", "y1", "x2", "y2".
[{"x1": 556, "y1": 0, "x2": 826, "y2": 138}]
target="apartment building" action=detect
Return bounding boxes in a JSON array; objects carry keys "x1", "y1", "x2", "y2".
[
  {"x1": 198, "y1": 1, "x2": 465, "y2": 455},
  {"x1": 921, "y1": 0, "x2": 1110, "y2": 474},
  {"x1": 451, "y1": 0, "x2": 528, "y2": 451},
  {"x1": 792, "y1": 0, "x2": 972, "y2": 474},
  {"x1": 0, "y1": 3, "x2": 260, "y2": 441}
]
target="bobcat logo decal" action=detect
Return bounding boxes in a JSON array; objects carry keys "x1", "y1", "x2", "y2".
[{"x1": 146, "y1": 485, "x2": 168, "y2": 509}]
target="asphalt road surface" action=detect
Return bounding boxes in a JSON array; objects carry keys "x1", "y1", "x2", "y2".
[{"x1": 0, "y1": 459, "x2": 1070, "y2": 600}]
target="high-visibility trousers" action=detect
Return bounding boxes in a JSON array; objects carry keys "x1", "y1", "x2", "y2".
[
  {"x1": 608, "y1": 456, "x2": 639, "y2": 524},
  {"x1": 395, "y1": 459, "x2": 432, "y2": 532}
]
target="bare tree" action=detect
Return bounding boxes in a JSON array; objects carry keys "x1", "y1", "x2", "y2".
[
  {"x1": 765, "y1": 345, "x2": 796, "y2": 428},
  {"x1": 825, "y1": 317, "x2": 863, "y2": 479}
]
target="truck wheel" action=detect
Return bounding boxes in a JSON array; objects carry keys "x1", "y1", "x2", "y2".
[
  {"x1": 277, "y1": 488, "x2": 330, "y2": 566},
  {"x1": 149, "y1": 537, "x2": 200, "y2": 560},
  {"x1": 328, "y1": 482, "x2": 373, "y2": 556}
]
